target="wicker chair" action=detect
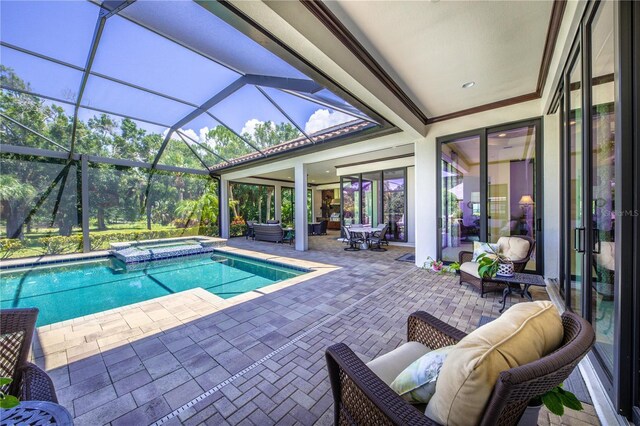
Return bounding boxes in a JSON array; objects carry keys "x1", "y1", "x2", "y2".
[
  {"x1": 326, "y1": 310, "x2": 594, "y2": 426},
  {"x1": 0, "y1": 308, "x2": 58, "y2": 403},
  {"x1": 459, "y1": 235, "x2": 535, "y2": 297}
]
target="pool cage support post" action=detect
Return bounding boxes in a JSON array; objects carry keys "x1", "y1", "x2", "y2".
[{"x1": 81, "y1": 155, "x2": 90, "y2": 253}]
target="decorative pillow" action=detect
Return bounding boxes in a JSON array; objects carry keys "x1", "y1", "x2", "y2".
[
  {"x1": 0, "y1": 331, "x2": 25, "y2": 394},
  {"x1": 390, "y1": 345, "x2": 452, "y2": 404},
  {"x1": 497, "y1": 237, "x2": 530, "y2": 261},
  {"x1": 471, "y1": 241, "x2": 499, "y2": 261},
  {"x1": 425, "y1": 301, "x2": 563, "y2": 426}
]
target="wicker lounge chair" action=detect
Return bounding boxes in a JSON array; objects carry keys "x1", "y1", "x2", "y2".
[
  {"x1": 0, "y1": 308, "x2": 58, "y2": 403},
  {"x1": 459, "y1": 235, "x2": 535, "y2": 297},
  {"x1": 326, "y1": 310, "x2": 595, "y2": 426}
]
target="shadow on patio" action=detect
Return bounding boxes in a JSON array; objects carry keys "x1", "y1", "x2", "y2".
[{"x1": 31, "y1": 234, "x2": 596, "y2": 425}]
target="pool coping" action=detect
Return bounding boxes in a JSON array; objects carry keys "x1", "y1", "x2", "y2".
[
  {"x1": 0, "y1": 237, "x2": 227, "y2": 270},
  {"x1": 4, "y1": 247, "x2": 337, "y2": 336}
]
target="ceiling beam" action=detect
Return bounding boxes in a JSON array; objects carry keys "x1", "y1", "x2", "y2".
[
  {"x1": 69, "y1": 0, "x2": 135, "y2": 156},
  {"x1": 0, "y1": 112, "x2": 70, "y2": 152},
  {"x1": 280, "y1": 89, "x2": 376, "y2": 123},
  {"x1": 176, "y1": 131, "x2": 212, "y2": 170},
  {"x1": 176, "y1": 129, "x2": 230, "y2": 165},
  {"x1": 244, "y1": 74, "x2": 322, "y2": 93},
  {"x1": 205, "y1": 112, "x2": 265, "y2": 156},
  {"x1": 256, "y1": 86, "x2": 315, "y2": 144},
  {"x1": 150, "y1": 77, "x2": 246, "y2": 169}
]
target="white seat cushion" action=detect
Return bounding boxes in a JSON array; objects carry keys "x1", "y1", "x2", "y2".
[
  {"x1": 366, "y1": 341, "x2": 430, "y2": 385},
  {"x1": 460, "y1": 261, "x2": 481, "y2": 279}
]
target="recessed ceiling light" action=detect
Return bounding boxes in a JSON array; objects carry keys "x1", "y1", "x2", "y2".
[
  {"x1": 462, "y1": 81, "x2": 475, "y2": 89},
  {"x1": 287, "y1": 176, "x2": 292, "y2": 179},
  {"x1": 311, "y1": 180, "x2": 315, "y2": 183},
  {"x1": 325, "y1": 170, "x2": 330, "y2": 173},
  {"x1": 498, "y1": 133, "x2": 507, "y2": 137}
]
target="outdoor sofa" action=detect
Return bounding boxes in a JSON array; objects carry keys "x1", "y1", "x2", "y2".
[{"x1": 253, "y1": 223, "x2": 284, "y2": 243}]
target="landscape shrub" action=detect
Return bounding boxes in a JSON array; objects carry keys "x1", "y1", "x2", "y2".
[
  {"x1": 0, "y1": 239, "x2": 23, "y2": 259},
  {"x1": 38, "y1": 236, "x2": 75, "y2": 255}
]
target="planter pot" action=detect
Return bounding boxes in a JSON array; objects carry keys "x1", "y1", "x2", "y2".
[
  {"x1": 496, "y1": 261, "x2": 515, "y2": 277},
  {"x1": 517, "y1": 402, "x2": 543, "y2": 426}
]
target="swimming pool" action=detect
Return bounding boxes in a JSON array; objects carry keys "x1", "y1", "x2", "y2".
[{"x1": 0, "y1": 253, "x2": 306, "y2": 326}]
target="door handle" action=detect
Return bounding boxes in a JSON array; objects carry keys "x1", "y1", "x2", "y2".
[
  {"x1": 574, "y1": 227, "x2": 585, "y2": 253},
  {"x1": 592, "y1": 228, "x2": 601, "y2": 254}
]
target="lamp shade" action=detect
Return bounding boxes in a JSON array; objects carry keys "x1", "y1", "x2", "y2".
[{"x1": 519, "y1": 195, "x2": 534, "y2": 205}]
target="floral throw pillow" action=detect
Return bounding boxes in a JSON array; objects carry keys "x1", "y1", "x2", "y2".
[
  {"x1": 472, "y1": 241, "x2": 499, "y2": 261},
  {"x1": 390, "y1": 345, "x2": 453, "y2": 404}
]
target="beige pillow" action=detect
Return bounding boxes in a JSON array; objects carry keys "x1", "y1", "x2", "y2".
[
  {"x1": 497, "y1": 236, "x2": 530, "y2": 261},
  {"x1": 425, "y1": 301, "x2": 563, "y2": 425}
]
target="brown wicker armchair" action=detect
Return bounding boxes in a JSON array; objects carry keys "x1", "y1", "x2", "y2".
[
  {"x1": 459, "y1": 235, "x2": 535, "y2": 297},
  {"x1": 326, "y1": 310, "x2": 594, "y2": 426},
  {"x1": 0, "y1": 308, "x2": 58, "y2": 403}
]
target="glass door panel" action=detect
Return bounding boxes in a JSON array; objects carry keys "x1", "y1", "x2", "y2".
[
  {"x1": 361, "y1": 172, "x2": 381, "y2": 226},
  {"x1": 382, "y1": 169, "x2": 406, "y2": 241},
  {"x1": 590, "y1": 0, "x2": 616, "y2": 373},
  {"x1": 440, "y1": 136, "x2": 481, "y2": 263},
  {"x1": 341, "y1": 176, "x2": 360, "y2": 227},
  {"x1": 569, "y1": 53, "x2": 584, "y2": 316},
  {"x1": 487, "y1": 125, "x2": 537, "y2": 270}
]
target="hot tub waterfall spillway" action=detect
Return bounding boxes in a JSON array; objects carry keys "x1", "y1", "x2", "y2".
[{"x1": 110, "y1": 237, "x2": 226, "y2": 263}]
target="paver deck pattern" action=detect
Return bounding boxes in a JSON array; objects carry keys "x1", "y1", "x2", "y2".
[{"x1": 30, "y1": 231, "x2": 600, "y2": 425}]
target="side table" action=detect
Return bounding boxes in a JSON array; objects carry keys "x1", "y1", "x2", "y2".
[
  {"x1": 1, "y1": 401, "x2": 73, "y2": 425},
  {"x1": 493, "y1": 272, "x2": 546, "y2": 313}
]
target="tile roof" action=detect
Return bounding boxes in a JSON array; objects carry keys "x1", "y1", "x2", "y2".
[{"x1": 209, "y1": 119, "x2": 374, "y2": 171}]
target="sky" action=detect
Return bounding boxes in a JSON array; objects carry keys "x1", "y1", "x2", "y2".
[{"x1": 1, "y1": 0, "x2": 363, "y2": 150}]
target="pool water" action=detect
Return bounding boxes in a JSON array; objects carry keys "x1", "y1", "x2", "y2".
[{"x1": 0, "y1": 253, "x2": 305, "y2": 326}]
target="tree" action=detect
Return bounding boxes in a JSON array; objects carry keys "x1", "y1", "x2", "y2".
[{"x1": 0, "y1": 175, "x2": 36, "y2": 239}]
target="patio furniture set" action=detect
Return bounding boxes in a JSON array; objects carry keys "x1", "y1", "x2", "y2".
[
  {"x1": 343, "y1": 224, "x2": 389, "y2": 252},
  {"x1": 326, "y1": 303, "x2": 595, "y2": 425}
]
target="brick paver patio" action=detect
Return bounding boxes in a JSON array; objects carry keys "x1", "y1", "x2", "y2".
[{"x1": 33, "y1": 232, "x2": 600, "y2": 425}]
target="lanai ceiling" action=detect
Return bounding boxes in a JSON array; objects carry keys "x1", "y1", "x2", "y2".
[{"x1": 322, "y1": 0, "x2": 555, "y2": 119}]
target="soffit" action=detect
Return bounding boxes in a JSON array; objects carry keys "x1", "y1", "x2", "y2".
[{"x1": 324, "y1": 0, "x2": 554, "y2": 118}]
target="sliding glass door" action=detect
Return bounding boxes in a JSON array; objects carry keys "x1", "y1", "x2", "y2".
[
  {"x1": 440, "y1": 135, "x2": 481, "y2": 263},
  {"x1": 589, "y1": 1, "x2": 616, "y2": 373},
  {"x1": 341, "y1": 169, "x2": 407, "y2": 241},
  {"x1": 341, "y1": 175, "x2": 360, "y2": 227},
  {"x1": 437, "y1": 120, "x2": 542, "y2": 273},
  {"x1": 361, "y1": 172, "x2": 382, "y2": 226},
  {"x1": 383, "y1": 169, "x2": 406, "y2": 241},
  {"x1": 560, "y1": 0, "x2": 618, "y2": 381}
]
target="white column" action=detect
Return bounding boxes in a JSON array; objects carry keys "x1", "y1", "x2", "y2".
[
  {"x1": 274, "y1": 183, "x2": 282, "y2": 223},
  {"x1": 414, "y1": 136, "x2": 437, "y2": 266},
  {"x1": 220, "y1": 176, "x2": 230, "y2": 239},
  {"x1": 294, "y1": 163, "x2": 308, "y2": 251}
]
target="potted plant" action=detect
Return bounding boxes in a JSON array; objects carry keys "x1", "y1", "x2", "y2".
[
  {"x1": 424, "y1": 257, "x2": 460, "y2": 274},
  {"x1": 0, "y1": 377, "x2": 19, "y2": 409},
  {"x1": 518, "y1": 384, "x2": 583, "y2": 425},
  {"x1": 476, "y1": 246, "x2": 515, "y2": 278}
]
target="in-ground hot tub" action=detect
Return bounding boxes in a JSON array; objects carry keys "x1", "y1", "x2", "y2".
[{"x1": 110, "y1": 236, "x2": 226, "y2": 263}]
